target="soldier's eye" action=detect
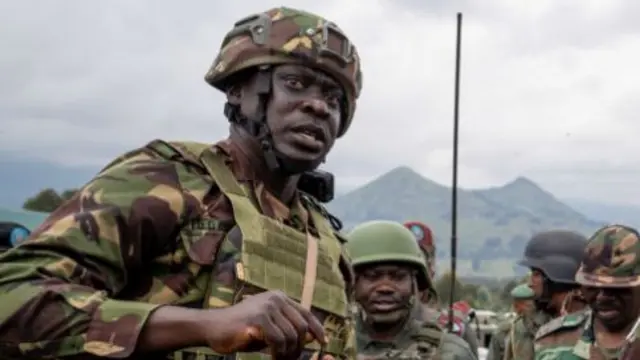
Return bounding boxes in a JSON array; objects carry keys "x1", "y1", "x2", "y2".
[{"x1": 282, "y1": 75, "x2": 306, "y2": 90}]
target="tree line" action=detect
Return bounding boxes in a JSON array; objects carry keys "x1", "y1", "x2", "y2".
[{"x1": 22, "y1": 188, "x2": 79, "y2": 213}]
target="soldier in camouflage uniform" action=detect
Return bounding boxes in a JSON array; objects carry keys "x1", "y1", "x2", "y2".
[
  {"x1": 534, "y1": 224, "x2": 640, "y2": 360},
  {"x1": 486, "y1": 284, "x2": 535, "y2": 360},
  {"x1": 348, "y1": 220, "x2": 477, "y2": 360},
  {"x1": 404, "y1": 221, "x2": 480, "y2": 357},
  {"x1": 507, "y1": 230, "x2": 588, "y2": 360},
  {"x1": 0, "y1": 7, "x2": 362, "y2": 360}
]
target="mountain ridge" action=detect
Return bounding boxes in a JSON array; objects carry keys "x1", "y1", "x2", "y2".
[{"x1": 327, "y1": 166, "x2": 604, "y2": 277}]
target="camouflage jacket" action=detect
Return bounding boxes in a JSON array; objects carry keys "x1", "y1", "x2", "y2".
[
  {"x1": 534, "y1": 309, "x2": 630, "y2": 360},
  {"x1": 504, "y1": 310, "x2": 552, "y2": 360},
  {"x1": 486, "y1": 320, "x2": 511, "y2": 360},
  {"x1": 356, "y1": 303, "x2": 477, "y2": 360},
  {"x1": 0, "y1": 139, "x2": 355, "y2": 359}
]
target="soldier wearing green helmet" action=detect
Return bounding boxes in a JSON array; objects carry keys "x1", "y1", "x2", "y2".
[
  {"x1": 534, "y1": 224, "x2": 640, "y2": 360},
  {"x1": 0, "y1": 7, "x2": 361, "y2": 360},
  {"x1": 347, "y1": 220, "x2": 477, "y2": 359},
  {"x1": 487, "y1": 284, "x2": 535, "y2": 360}
]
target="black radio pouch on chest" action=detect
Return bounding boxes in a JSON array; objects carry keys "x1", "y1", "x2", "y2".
[{"x1": 298, "y1": 170, "x2": 335, "y2": 203}]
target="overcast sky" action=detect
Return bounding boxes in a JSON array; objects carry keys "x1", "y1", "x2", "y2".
[{"x1": 2, "y1": 0, "x2": 640, "y2": 205}]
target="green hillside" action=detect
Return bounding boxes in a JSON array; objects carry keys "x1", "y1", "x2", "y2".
[{"x1": 327, "y1": 166, "x2": 603, "y2": 277}]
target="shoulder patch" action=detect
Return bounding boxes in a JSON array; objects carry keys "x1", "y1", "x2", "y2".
[{"x1": 535, "y1": 311, "x2": 587, "y2": 341}]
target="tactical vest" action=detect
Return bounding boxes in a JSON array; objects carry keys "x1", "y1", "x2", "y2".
[{"x1": 144, "y1": 141, "x2": 351, "y2": 360}]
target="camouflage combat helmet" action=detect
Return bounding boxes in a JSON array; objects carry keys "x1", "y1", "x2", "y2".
[
  {"x1": 205, "y1": 7, "x2": 363, "y2": 137},
  {"x1": 510, "y1": 284, "x2": 535, "y2": 300},
  {"x1": 518, "y1": 230, "x2": 587, "y2": 284},
  {"x1": 575, "y1": 224, "x2": 640, "y2": 288},
  {"x1": 347, "y1": 220, "x2": 432, "y2": 291}
]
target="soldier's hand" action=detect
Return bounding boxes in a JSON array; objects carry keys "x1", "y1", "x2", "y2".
[{"x1": 204, "y1": 290, "x2": 326, "y2": 359}]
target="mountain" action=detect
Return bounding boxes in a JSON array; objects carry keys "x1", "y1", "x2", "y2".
[
  {"x1": 563, "y1": 198, "x2": 640, "y2": 229},
  {"x1": 327, "y1": 166, "x2": 604, "y2": 277}
]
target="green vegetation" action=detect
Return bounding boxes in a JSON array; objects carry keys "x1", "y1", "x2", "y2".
[{"x1": 21, "y1": 188, "x2": 79, "y2": 213}]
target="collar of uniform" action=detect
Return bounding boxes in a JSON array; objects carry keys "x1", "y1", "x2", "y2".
[
  {"x1": 214, "y1": 138, "x2": 311, "y2": 232},
  {"x1": 214, "y1": 138, "x2": 254, "y2": 182},
  {"x1": 257, "y1": 183, "x2": 310, "y2": 231},
  {"x1": 356, "y1": 301, "x2": 424, "y2": 350}
]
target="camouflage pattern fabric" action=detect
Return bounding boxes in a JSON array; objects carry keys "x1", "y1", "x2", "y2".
[
  {"x1": 0, "y1": 138, "x2": 354, "y2": 359},
  {"x1": 504, "y1": 310, "x2": 552, "y2": 360},
  {"x1": 205, "y1": 6, "x2": 362, "y2": 137},
  {"x1": 575, "y1": 224, "x2": 640, "y2": 288},
  {"x1": 356, "y1": 303, "x2": 477, "y2": 360},
  {"x1": 532, "y1": 310, "x2": 590, "y2": 360}
]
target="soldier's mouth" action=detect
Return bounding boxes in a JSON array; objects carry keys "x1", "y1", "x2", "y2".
[
  {"x1": 370, "y1": 301, "x2": 399, "y2": 312},
  {"x1": 595, "y1": 308, "x2": 619, "y2": 320}
]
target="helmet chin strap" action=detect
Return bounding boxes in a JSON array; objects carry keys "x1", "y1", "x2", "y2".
[{"x1": 224, "y1": 66, "x2": 322, "y2": 175}]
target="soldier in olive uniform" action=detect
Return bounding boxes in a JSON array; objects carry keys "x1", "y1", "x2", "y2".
[
  {"x1": 348, "y1": 220, "x2": 477, "y2": 360},
  {"x1": 0, "y1": 7, "x2": 362, "y2": 360},
  {"x1": 404, "y1": 221, "x2": 480, "y2": 357},
  {"x1": 507, "y1": 230, "x2": 588, "y2": 360},
  {"x1": 486, "y1": 284, "x2": 535, "y2": 360},
  {"x1": 534, "y1": 224, "x2": 640, "y2": 360}
]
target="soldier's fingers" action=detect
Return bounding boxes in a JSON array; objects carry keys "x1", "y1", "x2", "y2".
[
  {"x1": 262, "y1": 315, "x2": 287, "y2": 354},
  {"x1": 283, "y1": 298, "x2": 326, "y2": 344},
  {"x1": 270, "y1": 310, "x2": 301, "y2": 357},
  {"x1": 280, "y1": 301, "x2": 310, "y2": 338}
]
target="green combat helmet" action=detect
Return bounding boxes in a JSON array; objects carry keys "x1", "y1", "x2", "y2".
[
  {"x1": 347, "y1": 220, "x2": 433, "y2": 292},
  {"x1": 575, "y1": 224, "x2": 640, "y2": 288},
  {"x1": 205, "y1": 6, "x2": 363, "y2": 138},
  {"x1": 510, "y1": 284, "x2": 535, "y2": 300}
]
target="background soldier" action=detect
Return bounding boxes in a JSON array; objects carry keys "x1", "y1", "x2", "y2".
[
  {"x1": 488, "y1": 284, "x2": 535, "y2": 360},
  {"x1": 509, "y1": 230, "x2": 588, "y2": 359},
  {"x1": 348, "y1": 220, "x2": 477, "y2": 360},
  {"x1": 0, "y1": 6, "x2": 362, "y2": 360},
  {"x1": 404, "y1": 220, "x2": 480, "y2": 356},
  {"x1": 534, "y1": 224, "x2": 640, "y2": 360}
]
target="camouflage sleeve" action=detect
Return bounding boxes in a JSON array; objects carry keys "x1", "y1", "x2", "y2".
[
  {"x1": 439, "y1": 332, "x2": 479, "y2": 360},
  {"x1": 0, "y1": 147, "x2": 201, "y2": 359}
]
